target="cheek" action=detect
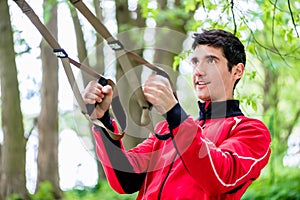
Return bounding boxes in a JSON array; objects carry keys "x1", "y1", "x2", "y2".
[
  {"x1": 192, "y1": 74, "x2": 197, "y2": 87},
  {"x1": 206, "y1": 71, "x2": 226, "y2": 91},
  {"x1": 210, "y1": 73, "x2": 232, "y2": 94}
]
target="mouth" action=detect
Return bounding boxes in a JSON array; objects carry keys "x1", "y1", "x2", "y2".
[{"x1": 195, "y1": 81, "x2": 211, "y2": 86}]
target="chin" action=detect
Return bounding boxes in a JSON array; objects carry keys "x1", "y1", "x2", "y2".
[
  {"x1": 195, "y1": 89, "x2": 211, "y2": 102},
  {"x1": 197, "y1": 95, "x2": 211, "y2": 102}
]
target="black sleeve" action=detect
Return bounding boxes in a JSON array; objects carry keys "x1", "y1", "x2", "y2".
[
  {"x1": 164, "y1": 103, "x2": 188, "y2": 130},
  {"x1": 94, "y1": 125, "x2": 147, "y2": 194},
  {"x1": 98, "y1": 110, "x2": 115, "y2": 132}
]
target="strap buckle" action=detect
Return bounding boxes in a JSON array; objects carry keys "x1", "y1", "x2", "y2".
[
  {"x1": 108, "y1": 40, "x2": 124, "y2": 51},
  {"x1": 53, "y1": 49, "x2": 68, "y2": 58}
]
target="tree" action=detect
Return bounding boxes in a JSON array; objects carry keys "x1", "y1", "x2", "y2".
[
  {"x1": 139, "y1": 0, "x2": 299, "y2": 176},
  {"x1": 244, "y1": 0, "x2": 300, "y2": 161},
  {"x1": 92, "y1": 0, "x2": 106, "y2": 75},
  {"x1": 0, "y1": 0, "x2": 27, "y2": 199},
  {"x1": 115, "y1": 0, "x2": 149, "y2": 149},
  {"x1": 69, "y1": 1, "x2": 106, "y2": 180},
  {"x1": 113, "y1": 0, "x2": 185, "y2": 149},
  {"x1": 36, "y1": 0, "x2": 61, "y2": 198},
  {"x1": 152, "y1": 0, "x2": 189, "y2": 68},
  {"x1": 2, "y1": 0, "x2": 299, "y2": 198}
]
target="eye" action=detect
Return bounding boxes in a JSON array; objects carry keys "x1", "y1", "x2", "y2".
[
  {"x1": 207, "y1": 57, "x2": 216, "y2": 64},
  {"x1": 190, "y1": 58, "x2": 199, "y2": 68}
]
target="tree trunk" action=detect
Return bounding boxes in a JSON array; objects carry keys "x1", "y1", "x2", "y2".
[
  {"x1": 92, "y1": 0, "x2": 106, "y2": 180},
  {"x1": 69, "y1": 1, "x2": 106, "y2": 180},
  {"x1": 154, "y1": 0, "x2": 187, "y2": 84},
  {"x1": 0, "y1": 144, "x2": 1, "y2": 193},
  {"x1": 151, "y1": 0, "x2": 188, "y2": 132},
  {"x1": 0, "y1": 0, "x2": 28, "y2": 199},
  {"x1": 69, "y1": 6, "x2": 91, "y2": 87},
  {"x1": 36, "y1": 0, "x2": 61, "y2": 198},
  {"x1": 115, "y1": 0, "x2": 148, "y2": 149},
  {"x1": 261, "y1": 59, "x2": 279, "y2": 185},
  {"x1": 93, "y1": 0, "x2": 105, "y2": 75}
]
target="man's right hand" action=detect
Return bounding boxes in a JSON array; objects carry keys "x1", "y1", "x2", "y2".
[{"x1": 82, "y1": 80, "x2": 113, "y2": 119}]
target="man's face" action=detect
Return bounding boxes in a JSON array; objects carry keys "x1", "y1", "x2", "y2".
[{"x1": 191, "y1": 45, "x2": 242, "y2": 102}]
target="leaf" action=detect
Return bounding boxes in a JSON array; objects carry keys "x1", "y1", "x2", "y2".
[
  {"x1": 251, "y1": 100, "x2": 258, "y2": 111},
  {"x1": 287, "y1": 28, "x2": 294, "y2": 43},
  {"x1": 173, "y1": 56, "x2": 181, "y2": 70},
  {"x1": 184, "y1": 0, "x2": 197, "y2": 12},
  {"x1": 248, "y1": 43, "x2": 256, "y2": 55}
]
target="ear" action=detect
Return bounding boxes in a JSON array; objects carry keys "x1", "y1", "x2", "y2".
[{"x1": 232, "y1": 63, "x2": 244, "y2": 80}]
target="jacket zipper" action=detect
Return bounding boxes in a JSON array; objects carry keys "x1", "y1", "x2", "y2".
[{"x1": 157, "y1": 154, "x2": 177, "y2": 200}]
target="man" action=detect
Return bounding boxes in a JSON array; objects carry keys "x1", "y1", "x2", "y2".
[{"x1": 82, "y1": 29, "x2": 271, "y2": 199}]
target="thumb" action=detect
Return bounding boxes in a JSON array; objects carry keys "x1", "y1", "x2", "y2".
[{"x1": 102, "y1": 85, "x2": 113, "y2": 95}]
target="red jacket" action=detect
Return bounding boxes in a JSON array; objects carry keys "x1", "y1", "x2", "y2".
[{"x1": 93, "y1": 100, "x2": 271, "y2": 199}]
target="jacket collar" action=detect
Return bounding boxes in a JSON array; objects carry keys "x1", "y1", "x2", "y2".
[{"x1": 198, "y1": 100, "x2": 244, "y2": 121}]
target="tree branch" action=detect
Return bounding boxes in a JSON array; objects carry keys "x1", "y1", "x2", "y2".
[
  {"x1": 234, "y1": 5, "x2": 300, "y2": 65},
  {"x1": 270, "y1": 0, "x2": 290, "y2": 67},
  {"x1": 268, "y1": 0, "x2": 289, "y2": 13},
  {"x1": 25, "y1": 118, "x2": 37, "y2": 141},
  {"x1": 211, "y1": 4, "x2": 230, "y2": 28},
  {"x1": 286, "y1": 108, "x2": 300, "y2": 137},
  {"x1": 201, "y1": 0, "x2": 206, "y2": 12},
  {"x1": 230, "y1": 0, "x2": 237, "y2": 35},
  {"x1": 287, "y1": 0, "x2": 299, "y2": 38}
]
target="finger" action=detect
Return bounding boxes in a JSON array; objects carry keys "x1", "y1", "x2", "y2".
[
  {"x1": 102, "y1": 85, "x2": 113, "y2": 94},
  {"x1": 89, "y1": 80, "x2": 102, "y2": 87},
  {"x1": 88, "y1": 80, "x2": 104, "y2": 93},
  {"x1": 93, "y1": 88, "x2": 105, "y2": 100},
  {"x1": 145, "y1": 74, "x2": 169, "y2": 89},
  {"x1": 84, "y1": 93, "x2": 101, "y2": 104},
  {"x1": 143, "y1": 86, "x2": 158, "y2": 104},
  {"x1": 144, "y1": 93, "x2": 156, "y2": 105}
]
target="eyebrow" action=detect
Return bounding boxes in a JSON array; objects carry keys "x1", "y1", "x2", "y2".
[
  {"x1": 190, "y1": 55, "x2": 220, "y2": 63},
  {"x1": 205, "y1": 55, "x2": 220, "y2": 61}
]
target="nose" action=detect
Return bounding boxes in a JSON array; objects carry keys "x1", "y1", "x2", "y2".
[{"x1": 192, "y1": 62, "x2": 205, "y2": 76}]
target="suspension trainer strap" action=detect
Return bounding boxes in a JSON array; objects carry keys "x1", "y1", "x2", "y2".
[
  {"x1": 13, "y1": 0, "x2": 88, "y2": 112},
  {"x1": 13, "y1": 0, "x2": 125, "y2": 139},
  {"x1": 69, "y1": 0, "x2": 154, "y2": 127},
  {"x1": 69, "y1": 0, "x2": 168, "y2": 75}
]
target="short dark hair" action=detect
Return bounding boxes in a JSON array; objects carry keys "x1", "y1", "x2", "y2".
[{"x1": 192, "y1": 29, "x2": 246, "y2": 90}]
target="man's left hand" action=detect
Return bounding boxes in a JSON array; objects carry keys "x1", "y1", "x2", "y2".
[{"x1": 143, "y1": 74, "x2": 178, "y2": 114}]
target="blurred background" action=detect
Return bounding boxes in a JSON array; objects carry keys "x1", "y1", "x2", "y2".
[{"x1": 1, "y1": 0, "x2": 299, "y2": 199}]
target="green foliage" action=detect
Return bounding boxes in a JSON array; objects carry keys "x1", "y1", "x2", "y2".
[
  {"x1": 183, "y1": 0, "x2": 198, "y2": 12},
  {"x1": 10, "y1": 0, "x2": 300, "y2": 199},
  {"x1": 61, "y1": 166, "x2": 300, "y2": 200},
  {"x1": 12, "y1": 29, "x2": 31, "y2": 55},
  {"x1": 59, "y1": 110, "x2": 90, "y2": 135},
  {"x1": 138, "y1": 0, "x2": 158, "y2": 19},
  {"x1": 240, "y1": 93, "x2": 260, "y2": 112},
  {"x1": 7, "y1": 194, "x2": 23, "y2": 200},
  {"x1": 173, "y1": 50, "x2": 192, "y2": 71},
  {"x1": 43, "y1": 0, "x2": 58, "y2": 24},
  {"x1": 63, "y1": 181, "x2": 137, "y2": 200},
  {"x1": 155, "y1": 8, "x2": 190, "y2": 27},
  {"x1": 30, "y1": 181, "x2": 55, "y2": 200},
  {"x1": 242, "y1": 166, "x2": 300, "y2": 200},
  {"x1": 236, "y1": 68, "x2": 261, "y2": 112}
]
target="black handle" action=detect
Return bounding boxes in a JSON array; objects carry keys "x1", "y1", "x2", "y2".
[{"x1": 86, "y1": 77, "x2": 108, "y2": 115}]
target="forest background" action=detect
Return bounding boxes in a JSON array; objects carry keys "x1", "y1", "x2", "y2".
[{"x1": 0, "y1": 0, "x2": 300, "y2": 199}]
